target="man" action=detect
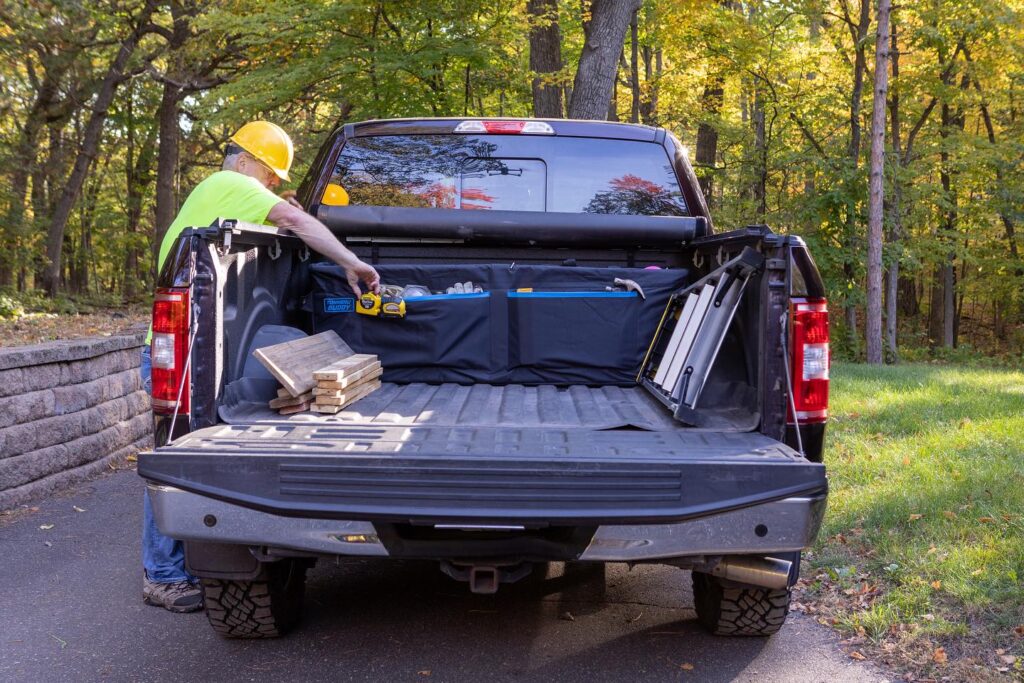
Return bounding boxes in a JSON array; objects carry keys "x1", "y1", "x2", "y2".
[{"x1": 140, "y1": 121, "x2": 379, "y2": 612}]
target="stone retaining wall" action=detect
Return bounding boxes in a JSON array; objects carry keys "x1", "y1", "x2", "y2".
[{"x1": 0, "y1": 332, "x2": 152, "y2": 510}]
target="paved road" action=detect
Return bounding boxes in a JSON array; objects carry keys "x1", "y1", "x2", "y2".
[{"x1": 1, "y1": 470, "x2": 887, "y2": 682}]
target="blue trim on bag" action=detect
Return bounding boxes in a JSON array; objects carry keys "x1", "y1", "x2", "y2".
[
  {"x1": 407, "y1": 292, "x2": 490, "y2": 301},
  {"x1": 507, "y1": 291, "x2": 638, "y2": 298}
]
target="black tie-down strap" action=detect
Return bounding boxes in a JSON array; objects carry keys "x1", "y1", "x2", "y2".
[{"x1": 638, "y1": 247, "x2": 764, "y2": 420}]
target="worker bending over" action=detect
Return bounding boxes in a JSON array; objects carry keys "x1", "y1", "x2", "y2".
[{"x1": 140, "y1": 121, "x2": 379, "y2": 612}]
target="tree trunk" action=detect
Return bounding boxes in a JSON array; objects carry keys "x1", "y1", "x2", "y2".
[
  {"x1": 751, "y1": 85, "x2": 767, "y2": 219},
  {"x1": 527, "y1": 0, "x2": 564, "y2": 118},
  {"x1": 42, "y1": 0, "x2": 157, "y2": 295},
  {"x1": 1, "y1": 59, "x2": 61, "y2": 286},
  {"x1": 628, "y1": 11, "x2": 640, "y2": 123},
  {"x1": 865, "y1": 0, "x2": 891, "y2": 364},
  {"x1": 567, "y1": 0, "x2": 643, "y2": 120},
  {"x1": 843, "y1": 0, "x2": 872, "y2": 353},
  {"x1": 885, "y1": 19, "x2": 902, "y2": 361},
  {"x1": 125, "y1": 115, "x2": 158, "y2": 299},
  {"x1": 695, "y1": 76, "x2": 724, "y2": 204}
]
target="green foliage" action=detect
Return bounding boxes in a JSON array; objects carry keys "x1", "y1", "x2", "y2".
[
  {"x1": 0, "y1": 0, "x2": 1021, "y2": 357},
  {"x1": 0, "y1": 294, "x2": 25, "y2": 321}
]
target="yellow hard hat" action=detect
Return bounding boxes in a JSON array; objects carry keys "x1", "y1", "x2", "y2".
[
  {"x1": 322, "y1": 183, "x2": 350, "y2": 206},
  {"x1": 230, "y1": 121, "x2": 294, "y2": 182}
]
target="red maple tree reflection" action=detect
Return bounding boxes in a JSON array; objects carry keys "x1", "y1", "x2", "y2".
[
  {"x1": 610, "y1": 174, "x2": 667, "y2": 195},
  {"x1": 584, "y1": 173, "x2": 682, "y2": 215},
  {"x1": 460, "y1": 187, "x2": 497, "y2": 210}
]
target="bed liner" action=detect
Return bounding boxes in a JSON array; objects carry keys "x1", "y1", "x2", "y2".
[{"x1": 220, "y1": 381, "x2": 684, "y2": 431}]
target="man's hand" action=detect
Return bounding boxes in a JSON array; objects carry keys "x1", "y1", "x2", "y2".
[
  {"x1": 347, "y1": 260, "x2": 380, "y2": 297},
  {"x1": 279, "y1": 190, "x2": 303, "y2": 210}
]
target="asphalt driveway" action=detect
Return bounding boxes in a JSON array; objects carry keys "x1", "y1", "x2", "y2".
[{"x1": 0, "y1": 470, "x2": 887, "y2": 682}]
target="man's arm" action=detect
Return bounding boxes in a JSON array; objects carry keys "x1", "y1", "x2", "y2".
[{"x1": 266, "y1": 200, "x2": 380, "y2": 296}]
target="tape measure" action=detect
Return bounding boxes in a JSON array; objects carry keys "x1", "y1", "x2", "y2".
[{"x1": 357, "y1": 289, "x2": 406, "y2": 319}]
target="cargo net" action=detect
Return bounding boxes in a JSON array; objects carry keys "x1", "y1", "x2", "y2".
[{"x1": 639, "y1": 247, "x2": 764, "y2": 425}]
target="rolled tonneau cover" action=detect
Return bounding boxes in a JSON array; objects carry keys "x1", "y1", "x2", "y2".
[{"x1": 317, "y1": 205, "x2": 706, "y2": 248}]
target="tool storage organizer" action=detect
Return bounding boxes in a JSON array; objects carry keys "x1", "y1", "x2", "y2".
[{"x1": 309, "y1": 263, "x2": 689, "y2": 385}]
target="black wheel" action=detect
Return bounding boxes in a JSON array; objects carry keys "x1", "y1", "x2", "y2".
[
  {"x1": 691, "y1": 571, "x2": 791, "y2": 636},
  {"x1": 202, "y1": 560, "x2": 307, "y2": 638}
]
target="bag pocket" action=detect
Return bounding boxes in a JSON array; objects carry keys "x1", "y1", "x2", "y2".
[
  {"x1": 356, "y1": 292, "x2": 492, "y2": 371},
  {"x1": 508, "y1": 291, "x2": 642, "y2": 372}
]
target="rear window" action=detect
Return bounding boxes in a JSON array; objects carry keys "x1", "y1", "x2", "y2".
[{"x1": 327, "y1": 135, "x2": 687, "y2": 216}]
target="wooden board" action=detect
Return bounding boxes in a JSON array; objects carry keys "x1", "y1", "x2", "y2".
[
  {"x1": 314, "y1": 376, "x2": 380, "y2": 405},
  {"x1": 278, "y1": 401, "x2": 311, "y2": 415},
  {"x1": 276, "y1": 387, "x2": 291, "y2": 398},
  {"x1": 253, "y1": 331, "x2": 354, "y2": 397},
  {"x1": 313, "y1": 364, "x2": 383, "y2": 394},
  {"x1": 312, "y1": 354, "x2": 378, "y2": 382},
  {"x1": 311, "y1": 380, "x2": 381, "y2": 413},
  {"x1": 269, "y1": 391, "x2": 314, "y2": 409}
]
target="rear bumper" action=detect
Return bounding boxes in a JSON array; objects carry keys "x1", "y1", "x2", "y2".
[{"x1": 147, "y1": 484, "x2": 827, "y2": 561}]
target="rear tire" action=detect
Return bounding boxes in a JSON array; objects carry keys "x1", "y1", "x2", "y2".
[
  {"x1": 692, "y1": 571, "x2": 791, "y2": 636},
  {"x1": 202, "y1": 560, "x2": 307, "y2": 638}
]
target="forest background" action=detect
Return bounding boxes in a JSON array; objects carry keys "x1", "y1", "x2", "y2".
[{"x1": 1, "y1": 0, "x2": 1021, "y2": 362}]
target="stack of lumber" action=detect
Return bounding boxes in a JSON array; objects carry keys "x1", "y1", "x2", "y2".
[
  {"x1": 311, "y1": 355, "x2": 382, "y2": 414},
  {"x1": 253, "y1": 331, "x2": 381, "y2": 415}
]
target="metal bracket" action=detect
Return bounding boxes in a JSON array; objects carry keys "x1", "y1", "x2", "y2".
[
  {"x1": 216, "y1": 229, "x2": 233, "y2": 256},
  {"x1": 298, "y1": 245, "x2": 310, "y2": 262},
  {"x1": 693, "y1": 252, "x2": 705, "y2": 270},
  {"x1": 267, "y1": 239, "x2": 282, "y2": 261}
]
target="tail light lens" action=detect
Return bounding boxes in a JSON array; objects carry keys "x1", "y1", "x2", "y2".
[
  {"x1": 453, "y1": 120, "x2": 555, "y2": 135},
  {"x1": 789, "y1": 298, "x2": 829, "y2": 423},
  {"x1": 151, "y1": 288, "x2": 190, "y2": 415}
]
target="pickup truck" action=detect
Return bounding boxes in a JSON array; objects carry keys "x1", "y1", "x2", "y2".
[{"x1": 139, "y1": 117, "x2": 829, "y2": 639}]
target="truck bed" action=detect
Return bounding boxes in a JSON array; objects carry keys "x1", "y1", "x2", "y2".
[
  {"x1": 220, "y1": 382, "x2": 681, "y2": 430},
  {"x1": 141, "y1": 382, "x2": 826, "y2": 525}
]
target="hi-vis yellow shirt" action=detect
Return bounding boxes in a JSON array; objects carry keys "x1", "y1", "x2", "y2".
[{"x1": 148, "y1": 170, "x2": 283, "y2": 343}]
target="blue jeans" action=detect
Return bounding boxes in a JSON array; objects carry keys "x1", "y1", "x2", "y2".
[{"x1": 140, "y1": 345, "x2": 194, "y2": 584}]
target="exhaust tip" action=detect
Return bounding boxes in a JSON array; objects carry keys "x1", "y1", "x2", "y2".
[{"x1": 711, "y1": 556, "x2": 793, "y2": 590}]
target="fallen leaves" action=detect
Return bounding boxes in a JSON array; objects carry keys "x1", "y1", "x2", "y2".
[
  {"x1": 849, "y1": 651, "x2": 867, "y2": 661},
  {"x1": 977, "y1": 516, "x2": 995, "y2": 524},
  {"x1": 39, "y1": 524, "x2": 54, "y2": 530},
  {"x1": 932, "y1": 647, "x2": 948, "y2": 665},
  {"x1": 0, "y1": 308, "x2": 148, "y2": 348},
  {"x1": 72, "y1": 506, "x2": 86, "y2": 513},
  {"x1": 908, "y1": 513, "x2": 923, "y2": 521},
  {"x1": 558, "y1": 611, "x2": 574, "y2": 622},
  {"x1": 930, "y1": 580, "x2": 942, "y2": 590},
  {"x1": 1013, "y1": 624, "x2": 1024, "y2": 637}
]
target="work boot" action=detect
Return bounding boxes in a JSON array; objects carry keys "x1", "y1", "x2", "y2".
[{"x1": 142, "y1": 573, "x2": 203, "y2": 613}]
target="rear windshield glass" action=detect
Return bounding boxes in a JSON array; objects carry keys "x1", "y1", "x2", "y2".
[{"x1": 327, "y1": 135, "x2": 687, "y2": 216}]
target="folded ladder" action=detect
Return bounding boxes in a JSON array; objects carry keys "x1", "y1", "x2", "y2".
[{"x1": 639, "y1": 247, "x2": 764, "y2": 418}]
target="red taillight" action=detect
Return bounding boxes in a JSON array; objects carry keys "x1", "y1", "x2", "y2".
[
  {"x1": 151, "y1": 287, "x2": 190, "y2": 415},
  {"x1": 789, "y1": 298, "x2": 829, "y2": 423}
]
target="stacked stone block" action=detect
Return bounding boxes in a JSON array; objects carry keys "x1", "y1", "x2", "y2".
[{"x1": 0, "y1": 332, "x2": 152, "y2": 509}]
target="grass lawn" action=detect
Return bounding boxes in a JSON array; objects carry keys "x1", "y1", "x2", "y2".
[{"x1": 802, "y1": 362, "x2": 1024, "y2": 679}]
